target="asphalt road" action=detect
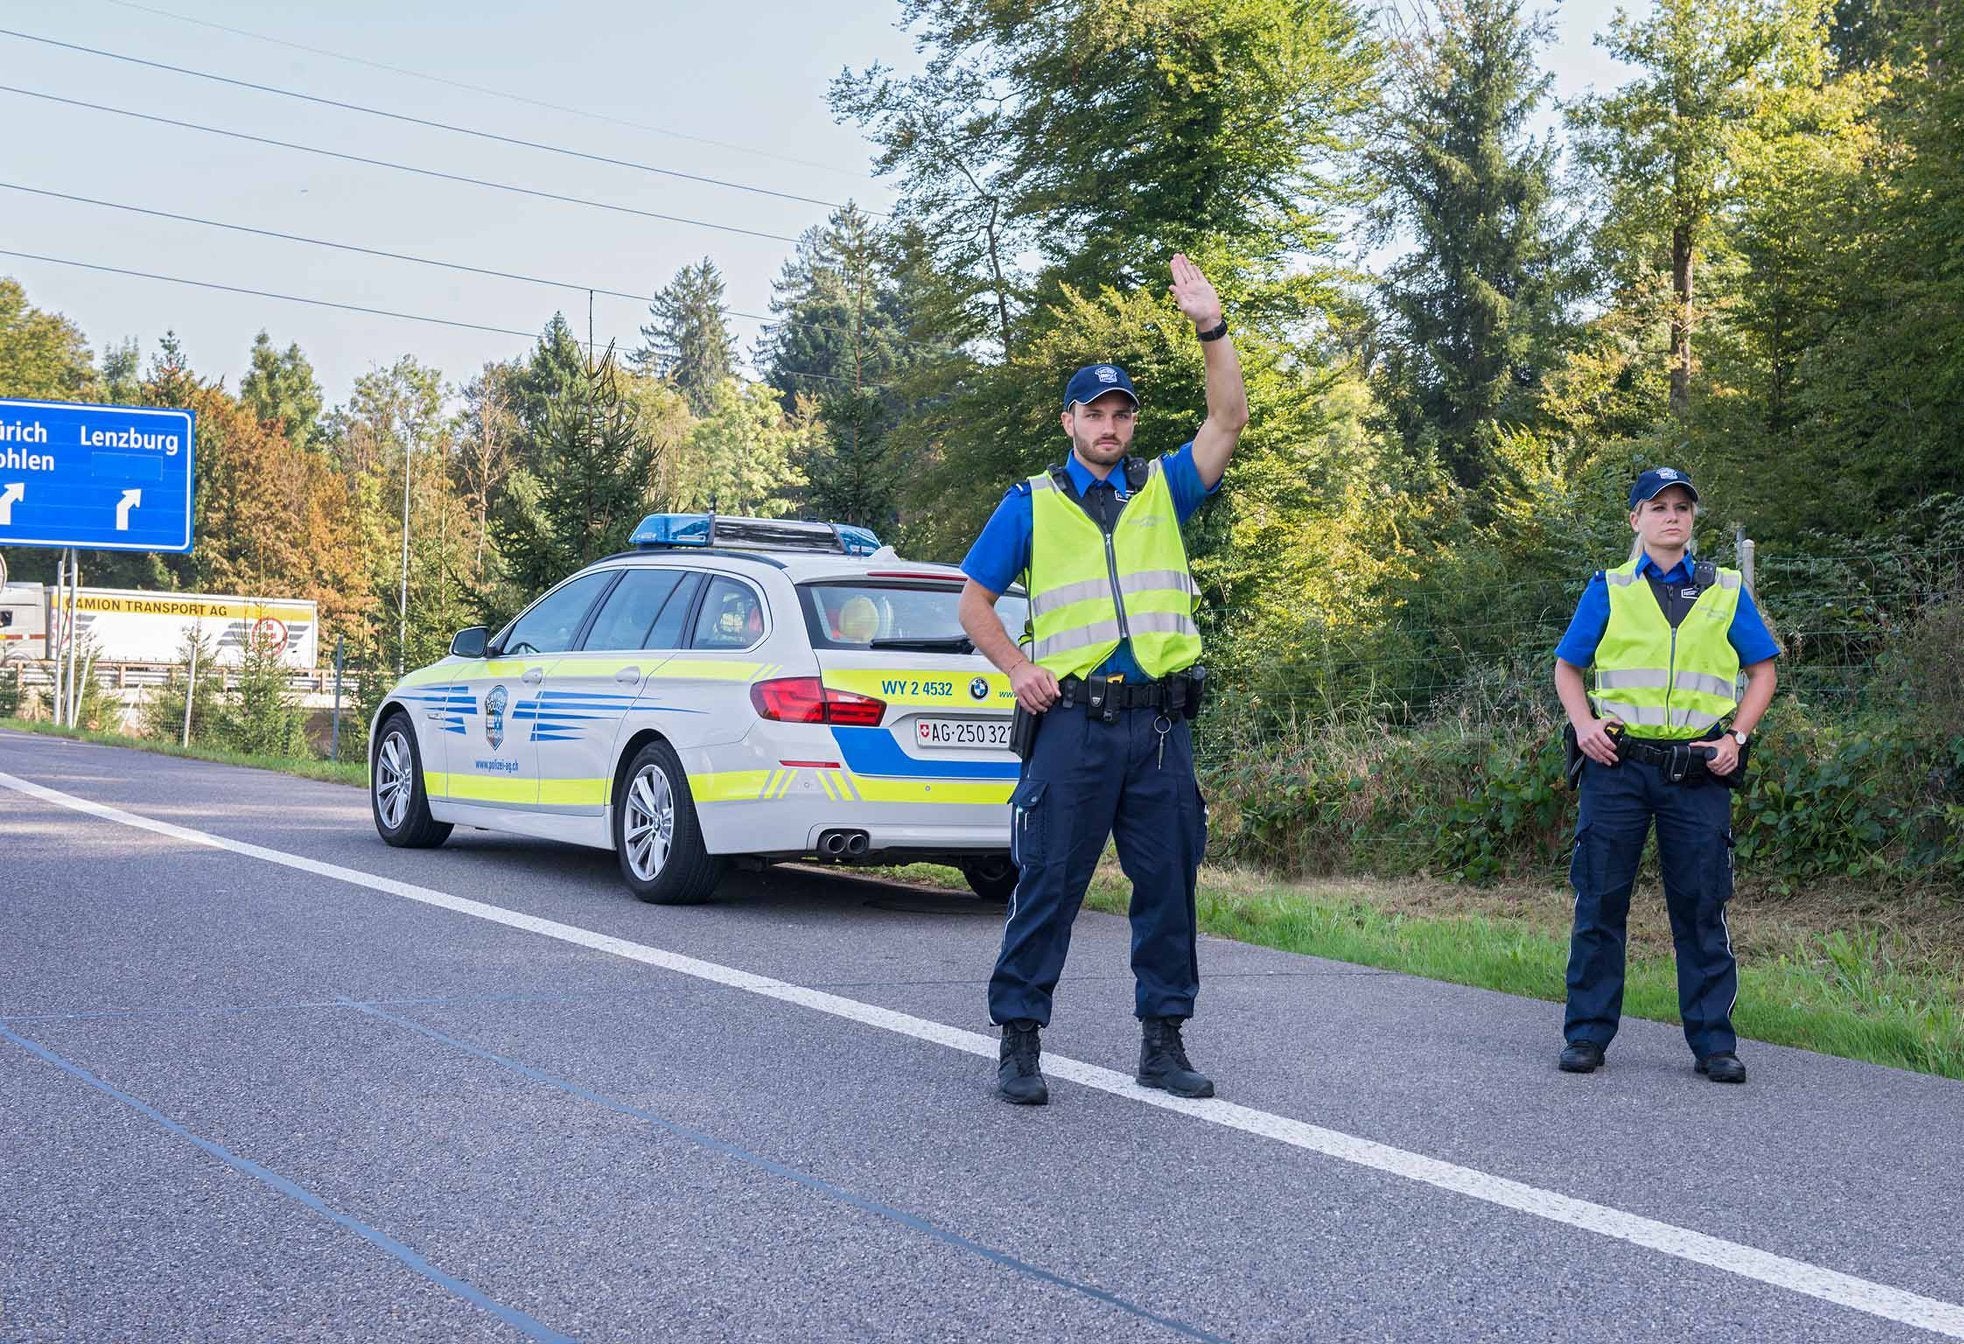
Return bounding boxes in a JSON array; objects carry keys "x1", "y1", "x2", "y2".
[{"x1": 3, "y1": 727, "x2": 1962, "y2": 1343}]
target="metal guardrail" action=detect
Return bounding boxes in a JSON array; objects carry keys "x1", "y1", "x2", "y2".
[{"x1": 0, "y1": 659, "x2": 336, "y2": 694}]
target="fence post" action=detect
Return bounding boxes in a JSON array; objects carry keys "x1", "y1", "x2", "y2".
[
  {"x1": 181, "y1": 637, "x2": 198, "y2": 747},
  {"x1": 330, "y1": 635, "x2": 345, "y2": 762}
]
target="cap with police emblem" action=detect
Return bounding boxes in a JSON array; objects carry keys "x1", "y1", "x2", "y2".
[
  {"x1": 1629, "y1": 466, "x2": 1700, "y2": 510},
  {"x1": 1063, "y1": 363, "x2": 1139, "y2": 410}
]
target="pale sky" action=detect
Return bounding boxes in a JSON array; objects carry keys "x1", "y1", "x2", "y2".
[{"x1": 4, "y1": 0, "x2": 1632, "y2": 405}]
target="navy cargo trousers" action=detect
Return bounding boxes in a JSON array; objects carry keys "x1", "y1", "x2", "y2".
[
  {"x1": 1565, "y1": 756, "x2": 1738, "y2": 1058},
  {"x1": 988, "y1": 700, "x2": 1207, "y2": 1027}
]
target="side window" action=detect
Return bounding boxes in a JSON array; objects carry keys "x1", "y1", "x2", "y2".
[
  {"x1": 690, "y1": 576, "x2": 766, "y2": 650},
  {"x1": 499, "y1": 571, "x2": 616, "y2": 656},
  {"x1": 645, "y1": 572, "x2": 704, "y2": 650},
  {"x1": 581, "y1": 569, "x2": 687, "y2": 651}
]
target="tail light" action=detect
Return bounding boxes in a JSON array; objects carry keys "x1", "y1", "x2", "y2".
[{"x1": 750, "y1": 676, "x2": 887, "y2": 727}]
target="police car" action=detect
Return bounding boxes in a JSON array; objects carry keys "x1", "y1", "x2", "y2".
[{"x1": 368, "y1": 514, "x2": 1024, "y2": 904}]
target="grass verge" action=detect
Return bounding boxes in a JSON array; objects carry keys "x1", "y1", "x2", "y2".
[
  {"x1": 1082, "y1": 867, "x2": 1964, "y2": 1080},
  {"x1": 0, "y1": 716, "x2": 367, "y2": 788},
  {"x1": 10, "y1": 716, "x2": 1957, "y2": 1079}
]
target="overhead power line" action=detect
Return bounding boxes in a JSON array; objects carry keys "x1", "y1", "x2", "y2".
[
  {"x1": 0, "y1": 84, "x2": 802, "y2": 244},
  {"x1": 0, "y1": 247, "x2": 589, "y2": 343},
  {"x1": 0, "y1": 181, "x2": 940, "y2": 352},
  {"x1": 0, "y1": 27, "x2": 866, "y2": 215},
  {"x1": 91, "y1": 0, "x2": 876, "y2": 183},
  {"x1": 0, "y1": 247, "x2": 896, "y2": 390},
  {"x1": 0, "y1": 182, "x2": 648, "y2": 302}
]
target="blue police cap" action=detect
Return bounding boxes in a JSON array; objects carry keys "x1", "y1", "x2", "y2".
[
  {"x1": 1063, "y1": 363, "x2": 1139, "y2": 410},
  {"x1": 1629, "y1": 466, "x2": 1700, "y2": 509}
]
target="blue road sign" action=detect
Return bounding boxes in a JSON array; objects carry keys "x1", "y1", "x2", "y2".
[{"x1": 0, "y1": 398, "x2": 195, "y2": 553}]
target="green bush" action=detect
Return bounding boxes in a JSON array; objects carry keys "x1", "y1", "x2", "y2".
[
  {"x1": 210, "y1": 633, "x2": 311, "y2": 758},
  {"x1": 1197, "y1": 698, "x2": 1962, "y2": 894},
  {"x1": 139, "y1": 629, "x2": 222, "y2": 744}
]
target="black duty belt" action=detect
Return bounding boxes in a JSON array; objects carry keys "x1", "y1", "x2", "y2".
[
  {"x1": 1618, "y1": 734, "x2": 1718, "y2": 784},
  {"x1": 1058, "y1": 668, "x2": 1209, "y2": 721}
]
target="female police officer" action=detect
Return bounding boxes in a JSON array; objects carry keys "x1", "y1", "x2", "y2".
[{"x1": 1552, "y1": 468, "x2": 1779, "y2": 1083}]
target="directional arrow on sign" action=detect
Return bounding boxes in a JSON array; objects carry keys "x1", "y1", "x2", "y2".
[
  {"x1": 115, "y1": 488, "x2": 141, "y2": 532},
  {"x1": 0, "y1": 482, "x2": 22, "y2": 525}
]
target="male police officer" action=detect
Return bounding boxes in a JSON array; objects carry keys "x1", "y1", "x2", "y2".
[
  {"x1": 1554, "y1": 468, "x2": 1780, "y2": 1083},
  {"x1": 957, "y1": 253, "x2": 1247, "y2": 1106}
]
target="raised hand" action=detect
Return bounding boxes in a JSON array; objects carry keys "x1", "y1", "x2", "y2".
[{"x1": 1168, "y1": 253, "x2": 1223, "y2": 330}]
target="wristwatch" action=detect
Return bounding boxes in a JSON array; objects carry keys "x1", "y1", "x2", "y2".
[
  {"x1": 1730, "y1": 729, "x2": 1749, "y2": 747},
  {"x1": 1196, "y1": 317, "x2": 1229, "y2": 342}
]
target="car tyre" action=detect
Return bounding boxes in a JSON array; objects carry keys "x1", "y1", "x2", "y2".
[
  {"x1": 960, "y1": 855, "x2": 1018, "y2": 903},
  {"x1": 615, "y1": 738, "x2": 724, "y2": 904},
  {"x1": 371, "y1": 712, "x2": 452, "y2": 849}
]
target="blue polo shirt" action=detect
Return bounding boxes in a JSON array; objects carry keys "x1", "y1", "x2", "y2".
[
  {"x1": 1554, "y1": 551, "x2": 1782, "y2": 668},
  {"x1": 962, "y1": 444, "x2": 1217, "y2": 680}
]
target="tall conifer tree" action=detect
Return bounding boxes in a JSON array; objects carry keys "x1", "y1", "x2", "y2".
[
  {"x1": 1372, "y1": 0, "x2": 1573, "y2": 490},
  {"x1": 635, "y1": 259, "x2": 734, "y2": 416}
]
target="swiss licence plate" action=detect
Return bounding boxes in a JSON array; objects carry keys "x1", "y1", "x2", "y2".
[{"x1": 915, "y1": 717, "x2": 1012, "y2": 750}]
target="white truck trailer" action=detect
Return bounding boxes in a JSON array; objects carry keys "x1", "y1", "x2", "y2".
[{"x1": 0, "y1": 584, "x2": 319, "y2": 669}]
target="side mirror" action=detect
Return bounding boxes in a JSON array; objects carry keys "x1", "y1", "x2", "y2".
[{"x1": 449, "y1": 626, "x2": 489, "y2": 658}]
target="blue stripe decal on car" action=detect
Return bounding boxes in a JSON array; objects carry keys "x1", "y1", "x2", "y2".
[{"x1": 829, "y1": 727, "x2": 1020, "y2": 780}]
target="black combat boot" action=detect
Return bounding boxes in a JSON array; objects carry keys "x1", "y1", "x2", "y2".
[
  {"x1": 1559, "y1": 1041, "x2": 1606, "y2": 1073},
  {"x1": 997, "y1": 1020, "x2": 1048, "y2": 1105},
  {"x1": 1137, "y1": 1016, "x2": 1215, "y2": 1098},
  {"x1": 1696, "y1": 1051, "x2": 1747, "y2": 1083}
]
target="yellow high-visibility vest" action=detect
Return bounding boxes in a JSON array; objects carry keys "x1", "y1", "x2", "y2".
[
  {"x1": 1593, "y1": 558, "x2": 1743, "y2": 739},
  {"x1": 1025, "y1": 461, "x2": 1202, "y2": 680}
]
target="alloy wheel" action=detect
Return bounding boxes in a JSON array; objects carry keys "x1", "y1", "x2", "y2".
[
  {"x1": 624, "y1": 764, "x2": 676, "y2": 881},
  {"x1": 375, "y1": 730, "x2": 411, "y2": 830}
]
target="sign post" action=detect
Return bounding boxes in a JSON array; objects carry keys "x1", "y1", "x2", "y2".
[
  {"x1": 330, "y1": 634, "x2": 345, "y2": 762},
  {"x1": 1, "y1": 397, "x2": 196, "y2": 726}
]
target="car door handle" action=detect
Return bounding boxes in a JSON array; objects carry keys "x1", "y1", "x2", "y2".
[
  {"x1": 522, "y1": 667, "x2": 545, "y2": 685},
  {"x1": 614, "y1": 666, "x2": 642, "y2": 684}
]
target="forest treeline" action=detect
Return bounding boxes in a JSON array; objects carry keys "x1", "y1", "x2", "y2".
[{"x1": 2, "y1": 0, "x2": 1958, "y2": 885}]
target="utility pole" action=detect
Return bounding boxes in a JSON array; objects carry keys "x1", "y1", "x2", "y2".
[{"x1": 398, "y1": 424, "x2": 412, "y2": 675}]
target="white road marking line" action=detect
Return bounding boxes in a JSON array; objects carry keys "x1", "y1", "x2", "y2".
[{"x1": 5, "y1": 766, "x2": 1963, "y2": 1341}]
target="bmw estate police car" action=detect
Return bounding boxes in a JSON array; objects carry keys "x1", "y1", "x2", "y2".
[{"x1": 368, "y1": 514, "x2": 1024, "y2": 904}]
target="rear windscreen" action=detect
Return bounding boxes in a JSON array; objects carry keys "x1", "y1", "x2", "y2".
[{"x1": 798, "y1": 581, "x2": 1029, "y2": 651}]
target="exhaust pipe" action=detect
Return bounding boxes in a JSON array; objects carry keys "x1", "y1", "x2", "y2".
[{"x1": 816, "y1": 829, "x2": 870, "y2": 859}]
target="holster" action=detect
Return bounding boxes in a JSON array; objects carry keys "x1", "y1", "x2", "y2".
[
  {"x1": 1562, "y1": 723, "x2": 1584, "y2": 790},
  {"x1": 1664, "y1": 743, "x2": 1710, "y2": 786},
  {"x1": 1172, "y1": 665, "x2": 1208, "y2": 721},
  {"x1": 1009, "y1": 702, "x2": 1039, "y2": 761},
  {"x1": 1718, "y1": 739, "x2": 1751, "y2": 791}
]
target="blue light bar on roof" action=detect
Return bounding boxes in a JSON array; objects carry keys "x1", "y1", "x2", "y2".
[
  {"x1": 630, "y1": 513, "x2": 714, "y2": 548},
  {"x1": 834, "y1": 524, "x2": 881, "y2": 557},
  {"x1": 630, "y1": 513, "x2": 884, "y2": 555}
]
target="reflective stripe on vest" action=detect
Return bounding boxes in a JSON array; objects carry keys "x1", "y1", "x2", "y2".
[
  {"x1": 1026, "y1": 461, "x2": 1202, "y2": 679},
  {"x1": 1593, "y1": 559, "x2": 1743, "y2": 740}
]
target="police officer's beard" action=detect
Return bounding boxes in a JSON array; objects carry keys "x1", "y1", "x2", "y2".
[{"x1": 1072, "y1": 430, "x2": 1128, "y2": 468}]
